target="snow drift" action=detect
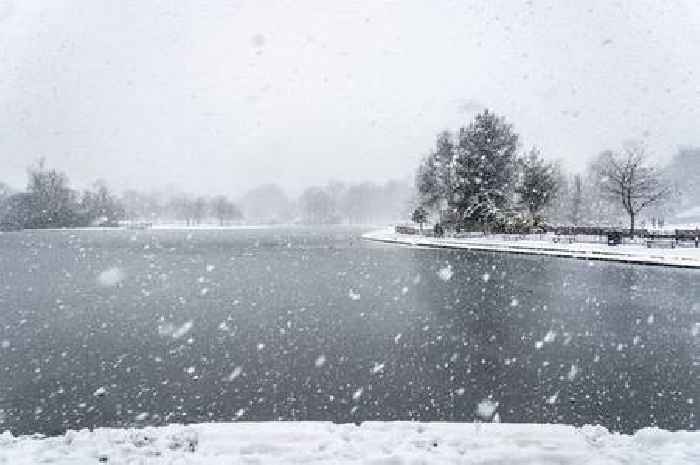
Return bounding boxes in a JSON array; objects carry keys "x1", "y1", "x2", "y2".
[{"x1": 0, "y1": 422, "x2": 697, "y2": 464}]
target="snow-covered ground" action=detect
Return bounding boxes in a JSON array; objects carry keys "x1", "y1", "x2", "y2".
[
  {"x1": 363, "y1": 228, "x2": 700, "y2": 268},
  {"x1": 1, "y1": 422, "x2": 697, "y2": 464}
]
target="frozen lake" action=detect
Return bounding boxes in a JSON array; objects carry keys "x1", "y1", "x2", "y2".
[{"x1": 0, "y1": 227, "x2": 696, "y2": 435}]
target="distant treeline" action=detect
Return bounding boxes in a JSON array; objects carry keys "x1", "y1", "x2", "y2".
[
  {"x1": 0, "y1": 160, "x2": 413, "y2": 230},
  {"x1": 0, "y1": 160, "x2": 126, "y2": 230},
  {"x1": 296, "y1": 180, "x2": 413, "y2": 225},
  {"x1": 0, "y1": 160, "x2": 246, "y2": 230},
  {"x1": 120, "y1": 180, "x2": 413, "y2": 226}
]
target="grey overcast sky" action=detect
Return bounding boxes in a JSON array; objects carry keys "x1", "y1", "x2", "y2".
[{"x1": 1, "y1": 0, "x2": 699, "y2": 196}]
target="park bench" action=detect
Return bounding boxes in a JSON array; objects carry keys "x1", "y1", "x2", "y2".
[
  {"x1": 572, "y1": 234, "x2": 607, "y2": 244},
  {"x1": 395, "y1": 225, "x2": 418, "y2": 235},
  {"x1": 552, "y1": 226, "x2": 580, "y2": 244},
  {"x1": 575, "y1": 228, "x2": 607, "y2": 244},
  {"x1": 646, "y1": 238, "x2": 676, "y2": 249},
  {"x1": 675, "y1": 229, "x2": 700, "y2": 248},
  {"x1": 454, "y1": 231, "x2": 484, "y2": 239},
  {"x1": 552, "y1": 234, "x2": 575, "y2": 244},
  {"x1": 126, "y1": 222, "x2": 152, "y2": 230}
]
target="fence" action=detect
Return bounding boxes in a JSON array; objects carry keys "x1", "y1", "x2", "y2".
[{"x1": 394, "y1": 223, "x2": 700, "y2": 246}]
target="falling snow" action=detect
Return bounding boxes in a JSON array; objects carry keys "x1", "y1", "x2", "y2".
[
  {"x1": 476, "y1": 399, "x2": 499, "y2": 420},
  {"x1": 96, "y1": 267, "x2": 125, "y2": 287},
  {"x1": 437, "y1": 264, "x2": 454, "y2": 281}
]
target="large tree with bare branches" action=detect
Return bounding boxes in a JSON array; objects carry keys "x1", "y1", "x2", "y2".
[
  {"x1": 594, "y1": 143, "x2": 671, "y2": 237},
  {"x1": 211, "y1": 195, "x2": 242, "y2": 226}
]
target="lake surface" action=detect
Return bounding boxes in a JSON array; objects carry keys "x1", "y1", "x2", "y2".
[{"x1": 0, "y1": 227, "x2": 697, "y2": 435}]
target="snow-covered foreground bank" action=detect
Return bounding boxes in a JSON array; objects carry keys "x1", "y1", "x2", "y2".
[
  {"x1": 1, "y1": 422, "x2": 697, "y2": 465},
  {"x1": 363, "y1": 229, "x2": 700, "y2": 269}
]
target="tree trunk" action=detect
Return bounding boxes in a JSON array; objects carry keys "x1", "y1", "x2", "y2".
[{"x1": 629, "y1": 212, "x2": 635, "y2": 239}]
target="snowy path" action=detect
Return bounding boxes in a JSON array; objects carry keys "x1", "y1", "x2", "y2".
[
  {"x1": 0, "y1": 422, "x2": 697, "y2": 464},
  {"x1": 363, "y1": 229, "x2": 700, "y2": 268}
]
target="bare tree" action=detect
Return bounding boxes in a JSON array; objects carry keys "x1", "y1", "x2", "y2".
[
  {"x1": 595, "y1": 144, "x2": 671, "y2": 237},
  {"x1": 299, "y1": 187, "x2": 337, "y2": 224},
  {"x1": 211, "y1": 195, "x2": 242, "y2": 226},
  {"x1": 192, "y1": 197, "x2": 207, "y2": 225},
  {"x1": 170, "y1": 194, "x2": 206, "y2": 226},
  {"x1": 81, "y1": 180, "x2": 125, "y2": 226},
  {"x1": 26, "y1": 158, "x2": 80, "y2": 228}
]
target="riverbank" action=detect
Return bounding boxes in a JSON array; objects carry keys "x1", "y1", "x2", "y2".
[
  {"x1": 363, "y1": 228, "x2": 700, "y2": 268},
  {"x1": 1, "y1": 421, "x2": 697, "y2": 464}
]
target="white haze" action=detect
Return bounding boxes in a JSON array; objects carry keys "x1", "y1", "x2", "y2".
[{"x1": 1, "y1": 0, "x2": 699, "y2": 196}]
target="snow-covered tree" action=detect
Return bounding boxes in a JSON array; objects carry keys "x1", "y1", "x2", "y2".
[
  {"x1": 411, "y1": 206, "x2": 428, "y2": 232},
  {"x1": 415, "y1": 154, "x2": 442, "y2": 211},
  {"x1": 415, "y1": 131, "x2": 456, "y2": 213},
  {"x1": 453, "y1": 110, "x2": 519, "y2": 223},
  {"x1": 433, "y1": 131, "x2": 456, "y2": 205},
  {"x1": 515, "y1": 148, "x2": 558, "y2": 221}
]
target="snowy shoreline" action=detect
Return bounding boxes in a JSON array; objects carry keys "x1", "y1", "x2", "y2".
[
  {"x1": 1, "y1": 421, "x2": 697, "y2": 464},
  {"x1": 362, "y1": 228, "x2": 700, "y2": 269}
]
